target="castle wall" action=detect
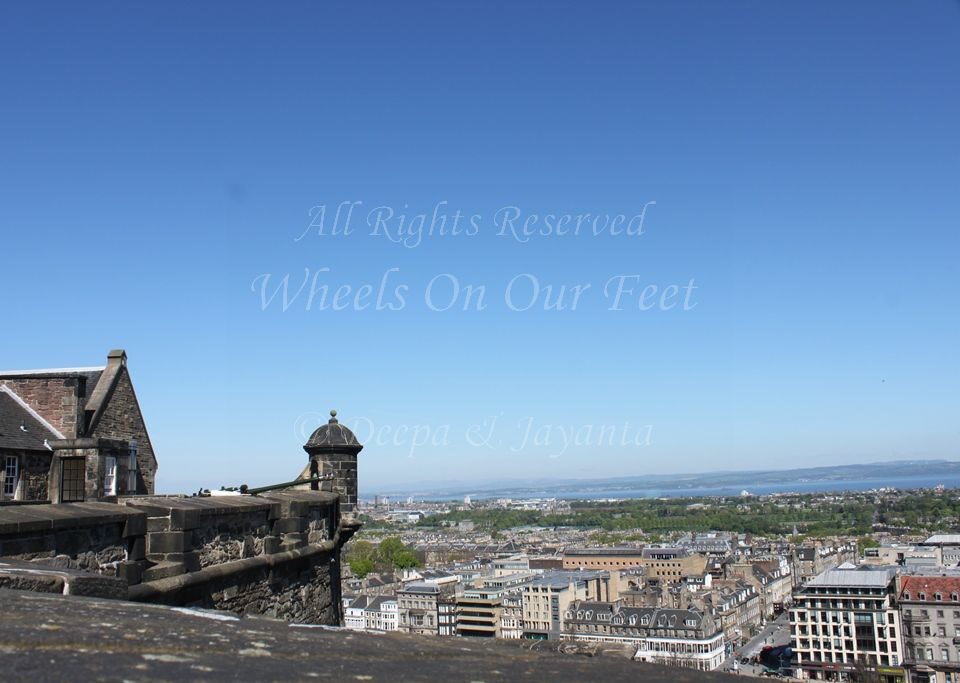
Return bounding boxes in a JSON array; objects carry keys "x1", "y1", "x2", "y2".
[{"x1": 0, "y1": 490, "x2": 348, "y2": 625}]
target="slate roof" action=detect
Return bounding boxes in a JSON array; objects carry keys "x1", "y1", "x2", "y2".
[
  {"x1": 565, "y1": 600, "x2": 715, "y2": 633},
  {"x1": 0, "y1": 386, "x2": 61, "y2": 451}
]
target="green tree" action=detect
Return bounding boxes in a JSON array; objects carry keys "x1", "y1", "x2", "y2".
[
  {"x1": 349, "y1": 556, "x2": 375, "y2": 579},
  {"x1": 376, "y1": 537, "x2": 421, "y2": 570}
]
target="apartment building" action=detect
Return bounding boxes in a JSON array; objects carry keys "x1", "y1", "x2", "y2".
[
  {"x1": 897, "y1": 574, "x2": 960, "y2": 683},
  {"x1": 790, "y1": 566, "x2": 903, "y2": 682},
  {"x1": 725, "y1": 557, "x2": 793, "y2": 619},
  {"x1": 521, "y1": 570, "x2": 614, "y2": 640},
  {"x1": 457, "y1": 586, "x2": 503, "y2": 638},
  {"x1": 562, "y1": 600, "x2": 725, "y2": 671},
  {"x1": 705, "y1": 579, "x2": 762, "y2": 650}
]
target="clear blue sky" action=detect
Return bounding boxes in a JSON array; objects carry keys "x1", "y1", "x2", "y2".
[{"x1": 2, "y1": 2, "x2": 958, "y2": 494}]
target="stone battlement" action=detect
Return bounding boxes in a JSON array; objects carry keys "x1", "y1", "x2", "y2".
[{"x1": 0, "y1": 490, "x2": 353, "y2": 624}]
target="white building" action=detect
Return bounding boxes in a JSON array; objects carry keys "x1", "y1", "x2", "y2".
[
  {"x1": 562, "y1": 601, "x2": 725, "y2": 671},
  {"x1": 344, "y1": 595, "x2": 400, "y2": 632},
  {"x1": 790, "y1": 566, "x2": 903, "y2": 682}
]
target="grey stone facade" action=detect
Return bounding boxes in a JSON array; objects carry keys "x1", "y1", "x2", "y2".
[{"x1": 898, "y1": 574, "x2": 960, "y2": 683}]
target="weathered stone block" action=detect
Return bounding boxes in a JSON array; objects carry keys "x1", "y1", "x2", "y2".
[
  {"x1": 272, "y1": 518, "x2": 305, "y2": 535},
  {"x1": 147, "y1": 516, "x2": 170, "y2": 532},
  {"x1": 118, "y1": 560, "x2": 144, "y2": 585},
  {"x1": 128, "y1": 537, "x2": 146, "y2": 561},
  {"x1": 161, "y1": 551, "x2": 200, "y2": 572},
  {"x1": 142, "y1": 561, "x2": 186, "y2": 582},
  {"x1": 146, "y1": 531, "x2": 188, "y2": 555},
  {"x1": 169, "y1": 507, "x2": 201, "y2": 531},
  {"x1": 122, "y1": 514, "x2": 147, "y2": 538}
]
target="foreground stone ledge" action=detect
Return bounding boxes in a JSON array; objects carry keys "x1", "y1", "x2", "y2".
[{"x1": 0, "y1": 589, "x2": 736, "y2": 682}]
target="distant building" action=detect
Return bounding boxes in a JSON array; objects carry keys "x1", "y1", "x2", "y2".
[
  {"x1": 923, "y1": 536, "x2": 960, "y2": 568},
  {"x1": 793, "y1": 541, "x2": 858, "y2": 586},
  {"x1": 398, "y1": 582, "x2": 441, "y2": 636},
  {"x1": 458, "y1": 586, "x2": 503, "y2": 638},
  {"x1": 344, "y1": 595, "x2": 400, "y2": 632},
  {"x1": 522, "y1": 570, "x2": 617, "y2": 640},
  {"x1": 0, "y1": 349, "x2": 157, "y2": 502},
  {"x1": 639, "y1": 548, "x2": 709, "y2": 580},
  {"x1": 724, "y1": 557, "x2": 792, "y2": 619},
  {"x1": 864, "y1": 544, "x2": 942, "y2": 568},
  {"x1": 438, "y1": 597, "x2": 457, "y2": 636},
  {"x1": 563, "y1": 546, "x2": 645, "y2": 570}
]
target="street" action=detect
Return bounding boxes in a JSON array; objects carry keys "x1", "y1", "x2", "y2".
[{"x1": 722, "y1": 612, "x2": 792, "y2": 678}]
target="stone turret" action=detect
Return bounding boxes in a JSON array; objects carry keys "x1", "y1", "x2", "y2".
[{"x1": 303, "y1": 410, "x2": 362, "y2": 514}]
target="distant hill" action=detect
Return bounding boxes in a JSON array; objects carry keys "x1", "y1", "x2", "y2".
[{"x1": 371, "y1": 459, "x2": 960, "y2": 500}]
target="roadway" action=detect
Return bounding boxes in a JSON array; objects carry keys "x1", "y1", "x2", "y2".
[{"x1": 721, "y1": 611, "x2": 792, "y2": 677}]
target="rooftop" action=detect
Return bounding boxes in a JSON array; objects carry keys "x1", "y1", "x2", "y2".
[
  {"x1": 565, "y1": 547, "x2": 644, "y2": 556},
  {"x1": 806, "y1": 567, "x2": 898, "y2": 588},
  {"x1": 0, "y1": 590, "x2": 735, "y2": 682},
  {"x1": 0, "y1": 385, "x2": 62, "y2": 450}
]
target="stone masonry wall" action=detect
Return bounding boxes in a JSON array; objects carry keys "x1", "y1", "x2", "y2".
[
  {"x1": 89, "y1": 368, "x2": 157, "y2": 494},
  {"x1": 0, "y1": 502, "x2": 146, "y2": 579},
  {"x1": 0, "y1": 376, "x2": 83, "y2": 438},
  {"x1": 121, "y1": 490, "x2": 345, "y2": 624},
  {"x1": 0, "y1": 491, "x2": 346, "y2": 625},
  {"x1": 312, "y1": 453, "x2": 358, "y2": 513}
]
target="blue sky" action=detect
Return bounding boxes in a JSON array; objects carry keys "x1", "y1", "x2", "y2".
[{"x1": 2, "y1": 2, "x2": 958, "y2": 494}]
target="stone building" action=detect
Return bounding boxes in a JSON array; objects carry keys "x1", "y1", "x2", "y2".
[
  {"x1": 562, "y1": 546, "x2": 645, "y2": 570},
  {"x1": 640, "y1": 547, "x2": 709, "y2": 581},
  {"x1": 0, "y1": 349, "x2": 157, "y2": 502},
  {"x1": 398, "y1": 582, "x2": 441, "y2": 636},
  {"x1": 562, "y1": 600, "x2": 725, "y2": 671},
  {"x1": 897, "y1": 573, "x2": 960, "y2": 683},
  {"x1": 700, "y1": 579, "x2": 762, "y2": 651},
  {"x1": 724, "y1": 556, "x2": 793, "y2": 619}
]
